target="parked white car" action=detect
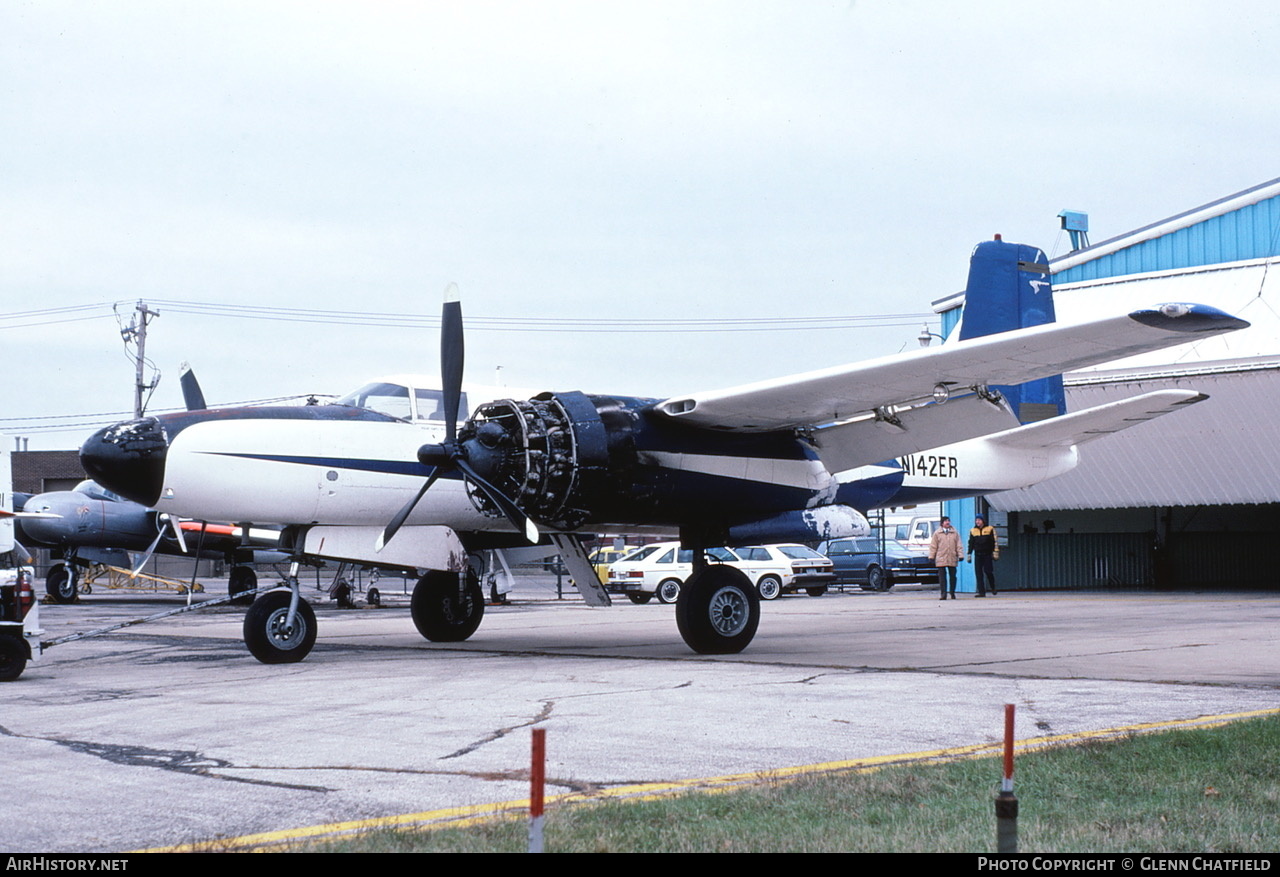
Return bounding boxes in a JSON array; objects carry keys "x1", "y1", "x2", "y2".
[
  {"x1": 731, "y1": 544, "x2": 835, "y2": 599},
  {"x1": 605, "y1": 542, "x2": 738, "y2": 604},
  {"x1": 606, "y1": 541, "x2": 834, "y2": 603}
]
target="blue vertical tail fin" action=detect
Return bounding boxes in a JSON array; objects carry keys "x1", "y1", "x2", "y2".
[{"x1": 957, "y1": 238, "x2": 1066, "y2": 423}]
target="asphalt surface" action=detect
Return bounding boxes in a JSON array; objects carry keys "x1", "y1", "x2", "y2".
[{"x1": 4, "y1": 578, "x2": 1278, "y2": 852}]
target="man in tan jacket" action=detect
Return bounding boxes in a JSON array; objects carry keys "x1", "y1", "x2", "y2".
[{"x1": 929, "y1": 516, "x2": 965, "y2": 600}]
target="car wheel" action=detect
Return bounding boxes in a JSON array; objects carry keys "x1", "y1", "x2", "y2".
[
  {"x1": 756, "y1": 575, "x2": 782, "y2": 600},
  {"x1": 626, "y1": 592, "x2": 653, "y2": 605},
  {"x1": 0, "y1": 636, "x2": 28, "y2": 682},
  {"x1": 866, "y1": 564, "x2": 887, "y2": 592},
  {"x1": 655, "y1": 579, "x2": 681, "y2": 604},
  {"x1": 805, "y1": 586, "x2": 828, "y2": 597}
]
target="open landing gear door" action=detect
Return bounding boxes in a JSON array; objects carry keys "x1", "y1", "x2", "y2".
[{"x1": 549, "y1": 533, "x2": 611, "y2": 607}]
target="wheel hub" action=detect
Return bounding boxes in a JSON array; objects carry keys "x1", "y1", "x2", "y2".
[
  {"x1": 266, "y1": 609, "x2": 307, "y2": 649},
  {"x1": 707, "y1": 586, "x2": 749, "y2": 637}
]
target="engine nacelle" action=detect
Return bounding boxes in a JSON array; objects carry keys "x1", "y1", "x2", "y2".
[
  {"x1": 457, "y1": 391, "x2": 617, "y2": 531},
  {"x1": 725, "y1": 505, "x2": 871, "y2": 546}
]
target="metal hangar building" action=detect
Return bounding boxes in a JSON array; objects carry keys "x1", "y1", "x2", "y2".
[{"x1": 946, "y1": 178, "x2": 1280, "y2": 590}]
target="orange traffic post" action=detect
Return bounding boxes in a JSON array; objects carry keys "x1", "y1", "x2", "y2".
[
  {"x1": 995, "y1": 703, "x2": 1019, "y2": 853},
  {"x1": 529, "y1": 727, "x2": 546, "y2": 853}
]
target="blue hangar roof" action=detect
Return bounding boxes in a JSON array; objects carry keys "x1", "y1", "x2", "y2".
[{"x1": 1051, "y1": 177, "x2": 1280, "y2": 284}]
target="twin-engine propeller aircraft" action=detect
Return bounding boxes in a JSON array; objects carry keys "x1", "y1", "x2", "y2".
[{"x1": 80, "y1": 239, "x2": 1248, "y2": 662}]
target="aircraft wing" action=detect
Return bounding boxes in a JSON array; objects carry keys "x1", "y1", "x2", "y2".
[
  {"x1": 983, "y1": 389, "x2": 1207, "y2": 450},
  {"x1": 653, "y1": 304, "x2": 1247, "y2": 432}
]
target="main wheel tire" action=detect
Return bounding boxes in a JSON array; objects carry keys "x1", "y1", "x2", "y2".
[
  {"x1": 228, "y1": 566, "x2": 257, "y2": 606},
  {"x1": 243, "y1": 590, "x2": 317, "y2": 664},
  {"x1": 756, "y1": 575, "x2": 782, "y2": 601},
  {"x1": 0, "y1": 636, "x2": 28, "y2": 682},
  {"x1": 46, "y1": 565, "x2": 78, "y2": 604},
  {"x1": 411, "y1": 571, "x2": 484, "y2": 642},
  {"x1": 676, "y1": 565, "x2": 760, "y2": 655},
  {"x1": 626, "y1": 592, "x2": 653, "y2": 604},
  {"x1": 805, "y1": 586, "x2": 828, "y2": 597},
  {"x1": 655, "y1": 579, "x2": 682, "y2": 604},
  {"x1": 863, "y1": 565, "x2": 887, "y2": 592}
]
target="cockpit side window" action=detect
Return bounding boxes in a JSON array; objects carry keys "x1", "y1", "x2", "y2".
[{"x1": 414, "y1": 388, "x2": 469, "y2": 422}]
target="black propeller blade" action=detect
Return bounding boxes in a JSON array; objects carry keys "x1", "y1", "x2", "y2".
[
  {"x1": 179, "y1": 362, "x2": 207, "y2": 411},
  {"x1": 376, "y1": 286, "x2": 538, "y2": 551}
]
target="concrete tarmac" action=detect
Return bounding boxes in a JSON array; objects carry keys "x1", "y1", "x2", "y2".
[{"x1": 3, "y1": 582, "x2": 1278, "y2": 852}]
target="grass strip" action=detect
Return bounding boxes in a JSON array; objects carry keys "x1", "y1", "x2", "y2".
[{"x1": 296, "y1": 712, "x2": 1280, "y2": 853}]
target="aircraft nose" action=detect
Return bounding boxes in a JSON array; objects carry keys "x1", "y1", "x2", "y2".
[
  {"x1": 16, "y1": 495, "x2": 62, "y2": 545},
  {"x1": 80, "y1": 418, "x2": 168, "y2": 507}
]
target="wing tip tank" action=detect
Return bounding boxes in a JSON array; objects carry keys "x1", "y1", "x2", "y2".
[{"x1": 1129, "y1": 303, "x2": 1250, "y2": 333}]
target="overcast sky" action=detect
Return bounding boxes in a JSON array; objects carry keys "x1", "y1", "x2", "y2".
[{"x1": 5, "y1": 0, "x2": 1280, "y2": 449}]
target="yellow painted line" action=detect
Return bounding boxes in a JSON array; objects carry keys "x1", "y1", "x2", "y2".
[{"x1": 137, "y1": 707, "x2": 1280, "y2": 853}]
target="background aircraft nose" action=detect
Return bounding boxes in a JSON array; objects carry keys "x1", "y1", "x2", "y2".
[
  {"x1": 14, "y1": 495, "x2": 66, "y2": 545},
  {"x1": 80, "y1": 418, "x2": 168, "y2": 507}
]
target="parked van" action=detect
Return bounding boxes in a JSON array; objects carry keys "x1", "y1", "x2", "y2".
[{"x1": 878, "y1": 507, "x2": 941, "y2": 555}]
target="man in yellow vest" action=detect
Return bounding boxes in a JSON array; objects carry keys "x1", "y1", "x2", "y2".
[{"x1": 967, "y1": 515, "x2": 999, "y2": 597}]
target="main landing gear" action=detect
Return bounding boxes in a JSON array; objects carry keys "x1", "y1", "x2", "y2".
[
  {"x1": 676, "y1": 564, "x2": 760, "y2": 655},
  {"x1": 411, "y1": 570, "x2": 484, "y2": 642},
  {"x1": 228, "y1": 566, "x2": 258, "y2": 606}
]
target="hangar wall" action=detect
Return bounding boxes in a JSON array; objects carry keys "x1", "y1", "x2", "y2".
[{"x1": 982, "y1": 178, "x2": 1280, "y2": 590}]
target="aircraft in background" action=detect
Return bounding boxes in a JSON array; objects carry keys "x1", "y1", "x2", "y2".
[
  {"x1": 17, "y1": 480, "x2": 284, "y2": 603},
  {"x1": 80, "y1": 240, "x2": 1248, "y2": 662}
]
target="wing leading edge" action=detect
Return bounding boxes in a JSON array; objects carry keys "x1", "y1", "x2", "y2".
[{"x1": 653, "y1": 303, "x2": 1247, "y2": 433}]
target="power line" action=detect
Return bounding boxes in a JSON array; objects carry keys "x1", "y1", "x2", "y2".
[
  {"x1": 145, "y1": 299, "x2": 934, "y2": 333},
  {"x1": 1, "y1": 299, "x2": 936, "y2": 334}
]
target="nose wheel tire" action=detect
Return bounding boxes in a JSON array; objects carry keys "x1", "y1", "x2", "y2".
[
  {"x1": 46, "y1": 565, "x2": 78, "y2": 604},
  {"x1": 411, "y1": 570, "x2": 484, "y2": 642},
  {"x1": 244, "y1": 590, "x2": 317, "y2": 664},
  {"x1": 676, "y1": 565, "x2": 760, "y2": 655}
]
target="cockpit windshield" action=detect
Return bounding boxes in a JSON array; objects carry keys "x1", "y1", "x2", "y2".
[
  {"x1": 335, "y1": 383, "x2": 413, "y2": 420},
  {"x1": 334, "y1": 382, "x2": 469, "y2": 422},
  {"x1": 74, "y1": 480, "x2": 124, "y2": 502}
]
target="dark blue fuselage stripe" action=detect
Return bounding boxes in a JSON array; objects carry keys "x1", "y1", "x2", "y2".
[{"x1": 202, "y1": 452, "x2": 457, "y2": 479}]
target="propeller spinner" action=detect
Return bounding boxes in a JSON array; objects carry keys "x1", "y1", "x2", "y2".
[{"x1": 376, "y1": 286, "x2": 539, "y2": 551}]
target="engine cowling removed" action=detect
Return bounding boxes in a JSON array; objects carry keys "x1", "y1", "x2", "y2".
[{"x1": 457, "y1": 391, "x2": 614, "y2": 531}]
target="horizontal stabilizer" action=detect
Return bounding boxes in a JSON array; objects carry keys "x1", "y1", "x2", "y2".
[
  {"x1": 984, "y1": 390, "x2": 1208, "y2": 450},
  {"x1": 654, "y1": 303, "x2": 1246, "y2": 433}
]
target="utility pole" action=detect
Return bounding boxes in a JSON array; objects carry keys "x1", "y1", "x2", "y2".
[{"x1": 120, "y1": 301, "x2": 160, "y2": 418}]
